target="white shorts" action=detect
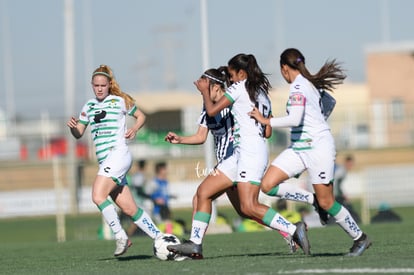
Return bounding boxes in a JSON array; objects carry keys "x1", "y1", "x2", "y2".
[
  {"x1": 271, "y1": 132, "x2": 336, "y2": 184},
  {"x1": 234, "y1": 136, "x2": 268, "y2": 185},
  {"x1": 216, "y1": 153, "x2": 238, "y2": 183},
  {"x1": 98, "y1": 146, "x2": 132, "y2": 186}
]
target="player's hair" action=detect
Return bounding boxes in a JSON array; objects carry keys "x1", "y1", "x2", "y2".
[
  {"x1": 91, "y1": 64, "x2": 135, "y2": 109},
  {"x1": 202, "y1": 66, "x2": 231, "y2": 90},
  {"x1": 228, "y1": 54, "x2": 271, "y2": 103},
  {"x1": 280, "y1": 48, "x2": 346, "y2": 92}
]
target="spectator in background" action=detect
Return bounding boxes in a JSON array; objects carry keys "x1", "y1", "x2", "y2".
[
  {"x1": 333, "y1": 154, "x2": 360, "y2": 223},
  {"x1": 147, "y1": 161, "x2": 174, "y2": 225},
  {"x1": 130, "y1": 160, "x2": 152, "y2": 210},
  {"x1": 126, "y1": 159, "x2": 153, "y2": 236},
  {"x1": 334, "y1": 154, "x2": 355, "y2": 204}
]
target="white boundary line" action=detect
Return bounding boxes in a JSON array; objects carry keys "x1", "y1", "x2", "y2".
[{"x1": 278, "y1": 268, "x2": 414, "y2": 274}]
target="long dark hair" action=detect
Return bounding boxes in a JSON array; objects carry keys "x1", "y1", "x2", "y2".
[
  {"x1": 202, "y1": 66, "x2": 231, "y2": 90},
  {"x1": 228, "y1": 54, "x2": 271, "y2": 103},
  {"x1": 280, "y1": 48, "x2": 346, "y2": 92}
]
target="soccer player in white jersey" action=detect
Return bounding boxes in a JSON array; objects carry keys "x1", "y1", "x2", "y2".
[
  {"x1": 249, "y1": 48, "x2": 372, "y2": 256},
  {"x1": 165, "y1": 67, "x2": 298, "y2": 258},
  {"x1": 186, "y1": 54, "x2": 311, "y2": 256},
  {"x1": 67, "y1": 65, "x2": 162, "y2": 257}
]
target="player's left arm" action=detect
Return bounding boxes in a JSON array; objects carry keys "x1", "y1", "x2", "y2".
[{"x1": 125, "y1": 108, "x2": 146, "y2": 139}]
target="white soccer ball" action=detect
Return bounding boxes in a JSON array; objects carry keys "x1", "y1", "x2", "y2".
[{"x1": 153, "y1": 234, "x2": 181, "y2": 261}]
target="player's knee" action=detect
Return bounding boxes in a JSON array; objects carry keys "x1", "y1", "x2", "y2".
[
  {"x1": 92, "y1": 194, "x2": 106, "y2": 206},
  {"x1": 317, "y1": 197, "x2": 335, "y2": 210},
  {"x1": 260, "y1": 181, "x2": 273, "y2": 194},
  {"x1": 239, "y1": 202, "x2": 258, "y2": 218},
  {"x1": 196, "y1": 186, "x2": 213, "y2": 201}
]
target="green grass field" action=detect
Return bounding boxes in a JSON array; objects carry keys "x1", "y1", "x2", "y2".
[{"x1": 1, "y1": 207, "x2": 414, "y2": 275}]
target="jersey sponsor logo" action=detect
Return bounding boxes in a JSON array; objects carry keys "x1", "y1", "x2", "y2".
[
  {"x1": 104, "y1": 166, "x2": 111, "y2": 173},
  {"x1": 290, "y1": 93, "x2": 305, "y2": 106},
  {"x1": 94, "y1": 110, "x2": 107, "y2": 123},
  {"x1": 294, "y1": 84, "x2": 300, "y2": 89},
  {"x1": 97, "y1": 130, "x2": 112, "y2": 135}
]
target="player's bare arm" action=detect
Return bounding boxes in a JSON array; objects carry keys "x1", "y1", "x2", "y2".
[
  {"x1": 125, "y1": 108, "x2": 146, "y2": 139},
  {"x1": 165, "y1": 126, "x2": 208, "y2": 145},
  {"x1": 67, "y1": 116, "x2": 86, "y2": 139}
]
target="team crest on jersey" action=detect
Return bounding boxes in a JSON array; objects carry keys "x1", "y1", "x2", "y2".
[
  {"x1": 108, "y1": 99, "x2": 117, "y2": 108},
  {"x1": 290, "y1": 93, "x2": 305, "y2": 106}
]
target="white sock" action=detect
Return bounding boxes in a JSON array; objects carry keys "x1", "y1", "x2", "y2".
[
  {"x1": 276, "y1": 183, "x2": 314, "y2": 204},
  {"x1": 333, "y1": 206, "x2": 362, "y2": 240},
  {"x1": 189, "y1": 220, "x2": 209, "y2": 245},
  {"x1": 189, "y1": 211, "x2": 211, "y2": 245},
  {"x1": 132, "y1": 208, "x2": 162, "y2": 239},
  {"x1": 263, "y1": 208, "x2": 296, "y2": 235},
  {"x1": 269, "y1": 212, "x2": 296, "y2": 235},
  {"x1": 100, "y1": 202, "x2": 127, "y2": 240}
]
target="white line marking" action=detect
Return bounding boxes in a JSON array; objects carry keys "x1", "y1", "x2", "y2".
[{"x1": 278, "y1": 268, "x2": 414, "y2": 274}]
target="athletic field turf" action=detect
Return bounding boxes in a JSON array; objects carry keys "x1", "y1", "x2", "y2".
[{"x1": 1, "y1": 207, "x2": 414, "y2": 274}]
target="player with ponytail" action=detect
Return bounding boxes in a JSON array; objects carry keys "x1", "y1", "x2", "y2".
[
  {"x1": 67, "y1": 65, "x2": 163, "y2": 257},
  {"x1": 250, "y1": 48, "x2": 371, "y2": 256}
]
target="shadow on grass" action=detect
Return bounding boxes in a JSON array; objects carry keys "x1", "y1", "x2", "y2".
[
  {"x1": 98, "y1": 255, "x2": 153, "y2": 261},
  {"x1": 310, "y1": 252, "x2": 346, "y2": 257},
  {"x1": 98, "y1": 251, "x2": 345, "y2": 262},
  {"x1": 199, "y1": 251, "x2": 346, "y2": 260}
]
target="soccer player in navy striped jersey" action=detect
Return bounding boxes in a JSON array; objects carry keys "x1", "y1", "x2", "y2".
[{"x1": 67, "y1": 65, "x2": 162, "y2": 257}]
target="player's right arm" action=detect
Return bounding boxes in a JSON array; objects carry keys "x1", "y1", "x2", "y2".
[
  {"x1": 67, "y1": 116, "x2": 86, "y2": 139},
  {"x1": 165, "y1": 126, "x2": 208, "y2": 145}
]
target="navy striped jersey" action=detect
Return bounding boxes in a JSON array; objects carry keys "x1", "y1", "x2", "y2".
[{"x1": 198, "y1": 107, "x2": 234, "y2": 162}]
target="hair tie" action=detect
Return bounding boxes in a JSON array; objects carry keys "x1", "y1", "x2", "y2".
[
  {"x1": 296, "y1": 57, "x2": 302, "y2": 64},
  {"x1": 203, "y1": 73, "x2": 224, "y2": 84}
]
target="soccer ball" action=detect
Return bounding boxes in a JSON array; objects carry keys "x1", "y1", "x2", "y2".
[{"x1": 153, "y1": 234, "x2": 181, "y2": 261}]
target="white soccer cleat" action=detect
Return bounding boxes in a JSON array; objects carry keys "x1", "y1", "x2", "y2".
[{"x1": 114, "y1": 238, "x2": 132, "y2": 257}]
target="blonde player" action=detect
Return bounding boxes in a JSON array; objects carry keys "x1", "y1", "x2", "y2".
[
  {"x1": 67, "y1": 65, "x2": 162, "y2": 257},
  {"x1": 249, "y1": 48, "x2": 371, "y2": 256}
]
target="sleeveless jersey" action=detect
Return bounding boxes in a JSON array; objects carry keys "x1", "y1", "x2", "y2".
[{"x1": 78, "y1": 95, "x2": 137, "y2": 163}]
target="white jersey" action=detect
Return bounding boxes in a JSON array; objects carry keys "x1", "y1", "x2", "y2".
[
  {"x1": 287, "y1": 74, "x2": 330, "y2": 150},
  {"x1": 78, "y1": 95, "x2": 137, "y2": 163},
  {"x1": 224, "y1": 80, "x2": 271, "y2": 146}
]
